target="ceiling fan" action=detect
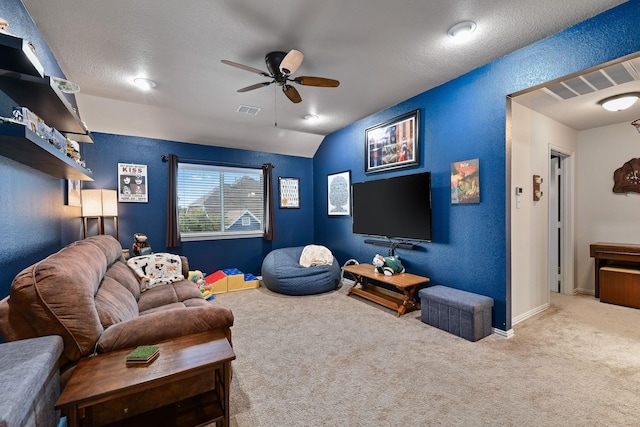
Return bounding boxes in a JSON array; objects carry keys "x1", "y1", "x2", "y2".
[{"x1": 221, "y1": 50, "x2": 340, "y2": 104}]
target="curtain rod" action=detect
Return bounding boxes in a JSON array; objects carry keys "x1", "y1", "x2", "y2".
[{"x1": 160, "y1": 155, "x2": 273, "y2": 169}]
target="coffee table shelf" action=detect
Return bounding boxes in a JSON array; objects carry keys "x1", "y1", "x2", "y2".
[
  {"x1": 56, "y1": 330, "x2": 235, "y2": 427},
  {"x1": 343, "y1": 263, "x2": 430, "y2": 316}
]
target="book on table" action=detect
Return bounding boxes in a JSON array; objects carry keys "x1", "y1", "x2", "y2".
[{"x1": 125, "y1": 345, "x2": 159, "y2": 364}]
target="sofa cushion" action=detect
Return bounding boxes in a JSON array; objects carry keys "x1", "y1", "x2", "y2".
[
  {"x1": 127, "y1": 253, "x2": 185, "y2": 292},
  {"x1": 104, "y1": 261, "x2": 141, "y2": 301},
  {"x1": 96, "y1": 305, "x2": 234, "y2": 353},
  {"x1": 8, "y1": 236, "x2": 122, "y2": 363},
  {"x1": 138, "y1": 280, "x2": 204, "y2": 313},
  {"x1": 95, "y1": 277, "x2": 139, "y2": 328}
]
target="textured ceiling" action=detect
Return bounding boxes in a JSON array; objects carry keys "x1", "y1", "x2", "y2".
[{"x1": 22, "y1": 0, "x2": 628, "y2": 157}]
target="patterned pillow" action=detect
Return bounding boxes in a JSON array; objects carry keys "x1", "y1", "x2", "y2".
[{"x1": 126, "y1": 253, "x2": 185, "y2": 292}]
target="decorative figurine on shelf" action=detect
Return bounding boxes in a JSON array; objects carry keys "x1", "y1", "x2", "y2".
[
  {"x1": 131, "y1": 233, "x2": 152, "y2": 257},
  {"x1": 372, "y1": 254, "x2": 405, "y2": 276}
]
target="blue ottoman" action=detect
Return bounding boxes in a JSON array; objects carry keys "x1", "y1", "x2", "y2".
[
  {"x1": 0, "y1": 335, "x2": 64, "y2": 427},
  {"x1": 419, "y1": 285, "x2": 493, "y2": 342},
  {"x1": 261, "y1": 246, "x2": 341, "y2": 295}
]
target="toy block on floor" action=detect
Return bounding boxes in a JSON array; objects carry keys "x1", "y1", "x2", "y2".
[
  {"x1": 243, "y1": 273, "x2": 260, "y2": 289},
  {"x1": 204, "y1": 270, "x2": 227, "y2": 294},
  {"x1": 223, "y1": 268, "x2": 245, "y2": 292}
]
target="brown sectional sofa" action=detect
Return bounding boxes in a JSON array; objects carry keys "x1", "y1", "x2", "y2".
[{"x1": 0, "y1": 235, "x2": 234, "y2": 385}]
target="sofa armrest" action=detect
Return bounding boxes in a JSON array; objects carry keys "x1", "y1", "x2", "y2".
[
  {"x1": 96, "y1": 305, "x2": 233, "y2": 353},
  {"x1": 181, "y1": 256, "x2": 190, "y2": 278}
]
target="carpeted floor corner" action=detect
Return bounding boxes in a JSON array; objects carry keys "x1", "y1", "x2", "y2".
[{"x1": 210, "y1": 284, "x2": 640, "y2": 426}]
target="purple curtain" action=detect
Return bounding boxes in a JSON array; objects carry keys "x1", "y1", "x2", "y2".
[
  {"x1": 166, "y1": 154, "x2": 181, "y2": 247},
  {"x1": 263, "y1": 163, "x2": 275, "y2": 241}
]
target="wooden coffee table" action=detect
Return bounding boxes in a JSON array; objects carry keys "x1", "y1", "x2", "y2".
[
  {"x1": 56, "y1": 330, "x2": 235, "y2": 427},
  {"x1": 343, "y1": 263, "x2": 430, "y2": 316}
]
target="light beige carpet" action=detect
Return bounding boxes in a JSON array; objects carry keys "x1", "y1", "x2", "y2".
[{"x1": 211, "y1": 284, "x2": 640, "y2": 426}]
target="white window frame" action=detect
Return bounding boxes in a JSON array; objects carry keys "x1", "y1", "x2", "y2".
[{"x1": 177, "y1": 163, "x2": 265, "y2": 241}]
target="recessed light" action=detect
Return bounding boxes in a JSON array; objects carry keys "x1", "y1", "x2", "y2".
[
  {"x1": 599, "y1": 93, "x2": 640, "y2": 111},
  {"x1": 448, "y1": 21, "x2": 477, "y2": 39},
  {"x1": 304, "y1": 114, "x2": 318, "y2": 121},
  {"x1": 133, "y1": 78, "x2": 157, "y2": 90}
]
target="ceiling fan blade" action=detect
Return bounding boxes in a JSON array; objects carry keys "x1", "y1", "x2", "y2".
[
  {"x1": 282, "y1": 85, "x2": 302, "y2": 103},
  {"x1": 237, "y1": 81, "x2": 273, "y2": 92},
  {"x1": 221, "y1": 59, "x2": 270, "y2": 77},
  {"x1": 292, "y1": 76, "x2": 340, "y2": 87},
  {"x1": 279, "y1": 49, "x2": 304, "y2": 76}
]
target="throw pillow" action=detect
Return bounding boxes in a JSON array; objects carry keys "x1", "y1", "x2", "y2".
[
  {"x1": 126, "y1": 253, "x2": 185, "y2": 292},
  {"x1": 299, "y1": 245, "x2": 334, "y2": 267}
]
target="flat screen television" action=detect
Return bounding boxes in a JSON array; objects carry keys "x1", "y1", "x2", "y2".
[{"x1": 352, "y1": 172, "x2": 432, "y2": 242}]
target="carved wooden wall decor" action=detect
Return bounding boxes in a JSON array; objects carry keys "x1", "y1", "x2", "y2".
[{"x1": 613, "y1": 158, "x2": 640, "y2": 193}]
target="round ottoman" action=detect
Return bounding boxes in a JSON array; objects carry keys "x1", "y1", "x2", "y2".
[{"x1": 261, "y1": 246, "x2": 341, "y2": 295}]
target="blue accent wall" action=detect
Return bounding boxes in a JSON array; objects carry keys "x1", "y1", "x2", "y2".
[
  {"x1": 313, "y1": 0, "x2": 640, "y2": 331},
  {"x1": 2, "y1": 0, "x2": 640, "y2": 333},
  {"x1": 82, "y1": 133, "x2": 314, "y2": 276},
  {"x1": 0, "y1": 0, "x2": 83, "y2": 298}
]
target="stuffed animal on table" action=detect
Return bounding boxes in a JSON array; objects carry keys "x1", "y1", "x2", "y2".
[
  {"x1": 131, "y1": 233, "x2": 152, "y2": 257},
  {"x1": 372, "y1": 254, "x2": 405, "y2": 276}
]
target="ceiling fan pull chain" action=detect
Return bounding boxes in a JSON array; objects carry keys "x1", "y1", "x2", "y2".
[{"x1": 274, "y1": 84, "x2": 278, "y2": 127}]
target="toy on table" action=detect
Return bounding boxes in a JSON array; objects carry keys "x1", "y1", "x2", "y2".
[{"x1": 372, "y1": 254, "x2": 405, "y2": 276}]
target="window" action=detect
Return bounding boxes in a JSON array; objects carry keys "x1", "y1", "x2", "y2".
[{"x1": 177, "y1": 163, "x2": 264, "y2": 240}]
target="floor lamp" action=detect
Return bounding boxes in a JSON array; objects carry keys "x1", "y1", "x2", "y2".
[{"x1": 81, "y1": 189, "x2": 119, "y2": 239}]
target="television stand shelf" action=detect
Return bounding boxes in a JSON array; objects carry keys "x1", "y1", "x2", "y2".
[{"x1": 342, "y1": 263, "x2": 429, "y2": 316}]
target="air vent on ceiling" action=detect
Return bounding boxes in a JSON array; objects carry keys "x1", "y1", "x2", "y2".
[
  {"x1": 545, "y1": 59, "x2": 640, "y2": 101},
  {"x1": 237, "y1": 105, "x2": 261, "y2": 115}
]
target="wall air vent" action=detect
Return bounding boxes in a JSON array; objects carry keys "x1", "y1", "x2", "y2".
[{"x1": 237, "y1": 105, "x2": 261, "y2": 115}]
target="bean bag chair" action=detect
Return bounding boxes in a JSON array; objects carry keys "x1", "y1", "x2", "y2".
[{"x1": 261, "y1": 246, "x2": 341, "y2": 295}]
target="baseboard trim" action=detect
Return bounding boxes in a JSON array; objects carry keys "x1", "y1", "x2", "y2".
[
  {"x1": 492, "y1": 327, "x2": 514, "y2": 339},
  {"x1": 512, "y1": 302, "x2": 549, "y2": 326}
]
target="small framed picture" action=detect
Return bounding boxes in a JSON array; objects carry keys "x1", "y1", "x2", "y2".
[
  {"x1": 279, "y1": 177, "x2": 300, "y2": 208},
  {"x1": 451, "y1": 158, "x2": 480, "y2": 204},
  {"x1": 67, "y1": 179, "x2": 81, "y2": 207},
  {"x1": 118, "y1": 163, "x2": 148, "y2": 203},
  {"x1": 327, "y1": 171, "x2": 351, "y2": 216}
]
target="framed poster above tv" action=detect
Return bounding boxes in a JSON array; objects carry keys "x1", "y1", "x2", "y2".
[{"x1": 365, "y1": 109, "x2": 419, "y2": 174}]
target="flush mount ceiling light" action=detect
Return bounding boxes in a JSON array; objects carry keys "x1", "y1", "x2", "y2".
[
  {"x1": 447, "y1": 21, "x2": 477, "y2": 39},
  {"x1": 133, "y1": 77, "x2": 157, "y2": 90},
  {"x1": 599, "y1": 93, "x2": 640, "y2": 111},
  {"x1": 303, "y1": 114, "x2": 318, "y2": 121}
]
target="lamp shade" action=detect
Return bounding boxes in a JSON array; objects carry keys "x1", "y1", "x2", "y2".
[
  {"x1": 81, "y1": 189, "x2": 103, "y2": 217},
  {"x1": 101, "y1": 190, "x2": 118, "y2": 217}
]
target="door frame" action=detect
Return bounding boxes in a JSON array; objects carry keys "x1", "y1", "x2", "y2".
[{"x1": 548, "y1": 144, "x2": 575, "y2": 296}]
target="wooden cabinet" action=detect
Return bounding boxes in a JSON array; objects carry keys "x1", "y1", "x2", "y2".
[{"x1": 0, "y1": 32, "x2": 93, "y2": 180}]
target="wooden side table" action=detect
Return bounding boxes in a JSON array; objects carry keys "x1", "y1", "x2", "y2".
[
  {"x1": 343, "y1": 263, "x2": 430, "y2": 316},
  {"x1": 56, "y1": 330, "x2": 235, "y2": 427}
]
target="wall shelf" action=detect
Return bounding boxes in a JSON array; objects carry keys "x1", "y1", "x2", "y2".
[
  {"x1": 0, "y1": 32, "x2": 44, "y2": 78},
  {"x1": 0, "y1": 32, "x2": 92, "y2": 143},
  {"x1": 0, "y1": 123, "x2": 93, "y2": 180}
]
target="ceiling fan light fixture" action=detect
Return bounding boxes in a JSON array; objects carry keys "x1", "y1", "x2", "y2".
[
  {"x1": 447, "y1": 21, "x2": 477, "y2": 39},
  {"x1": 133, "y1": 77, "x2": 157, "y2": 90},
  {"x1": 599, "y1": 93, "x2": 640, "y2": 111},
  {"x1": 280, "y1": 49, "x2": 304, "y2": 76}
]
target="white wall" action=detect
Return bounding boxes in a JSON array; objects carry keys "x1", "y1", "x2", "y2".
[
  {"x1": 576, "y1": 122, "x2": 640, "y2": 293},
  {"x1": 511, "y1": 102, "x2": 578, "y2": 323}
]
